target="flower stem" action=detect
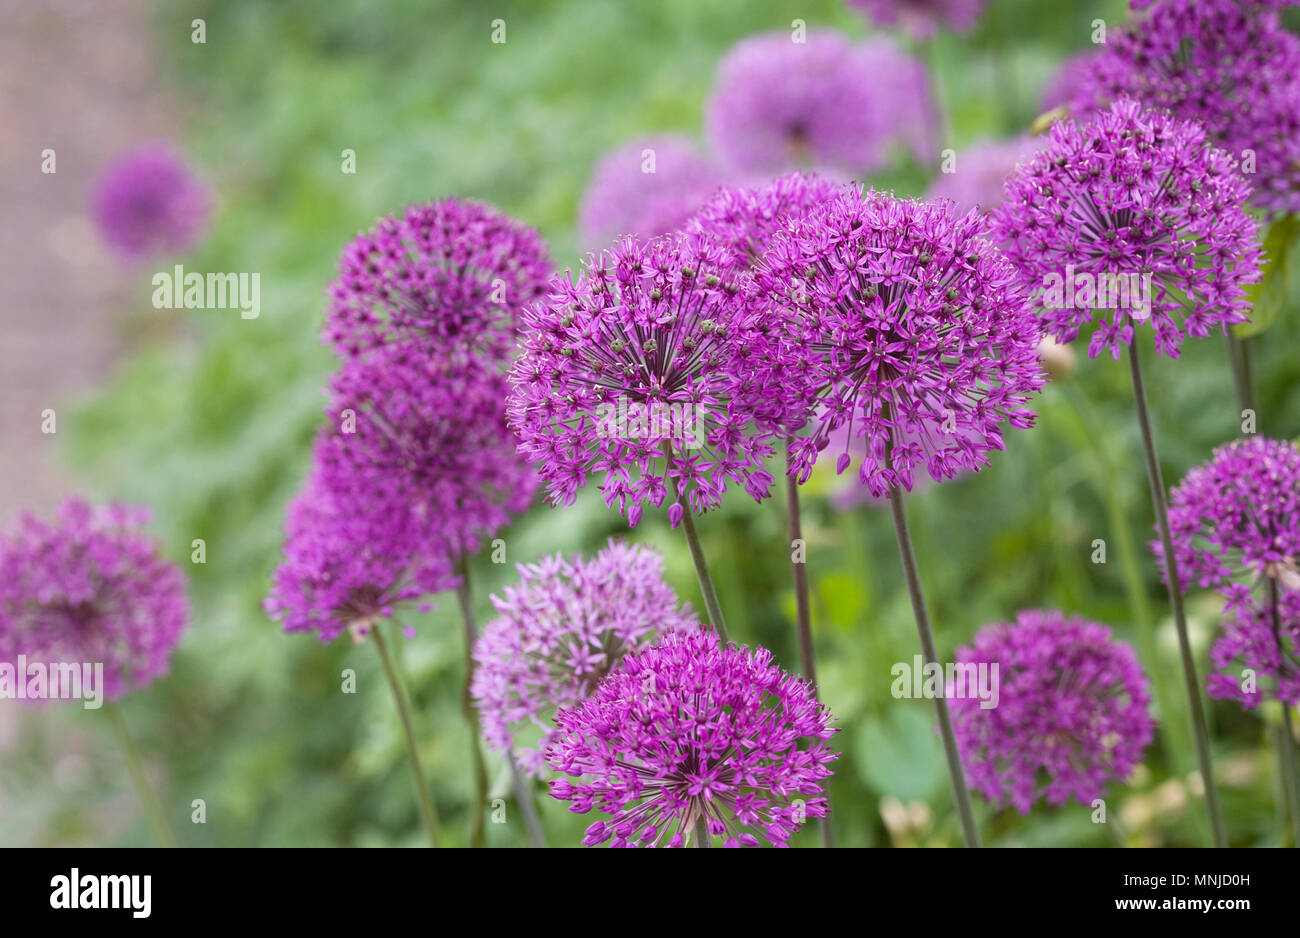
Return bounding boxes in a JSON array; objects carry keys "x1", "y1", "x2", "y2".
[
  {"x1": 1267, "y1": 578, "x2": 1300, "y2": 846},
  {"x1": 1128, "y1": 345, "x2": 1228, "y2": 848},
  {"x1": 371, "y1": 626, "x2": 439, "y2": 847},
  {"x1": 664, "y1": 444, "x2": 729, "y2": 642},
  {"x1": 785, "y1": 456, "x2": 833, "y2": 848},
  {"x1": 454, "y1": 555, "x2": 490, "y2": 849},
  {"x1": 106, "y1": 702, "x2": 176, "y2": 848},
  {"x1": 886, "y1": 486, "x2": 981, "y2": 848},
  {"x1": 1225, "y1": 330, "x2": 1255, "y2": 418},
  {"x1": 508, "y1": 753, "x2": 548, "y2": 848}
]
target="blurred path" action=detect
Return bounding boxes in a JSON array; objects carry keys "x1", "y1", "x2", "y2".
[{"x1": 0, "y1": 0, "x2": 177, "y2": 523}]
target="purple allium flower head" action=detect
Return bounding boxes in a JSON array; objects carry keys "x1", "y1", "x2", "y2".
[
  {"x1": 925, "y1": 136, "x2": 1044, "y2": 217},
  {"x1": 471, "y1": 540, "x2": 701, "y2": 776},
  {"x1": 322, "y1": 198, "x2": 552, "y2": 363},
  {"x1": 578, "y1": 137, "x2": 725, "y2": 251},
  {"x1": 847, "y1": 0, "x2": 989, "y2": 38},
  {"x1": 318, "y1": 342, "x2": 536, "y2": 563},
  {"x1": 264, "y1": 473, "x2": 454, "y2": 643},
  {"x1": 1070, "y1": 0, "x2": 1300, "y2": 214},
  {"x1": 951, "y1": 609, "x2": 1155, "y2": 813},
  {"x1": 705, "y1": 31, "x2": 937, "y2": 177},
  {"x1": 546, "y1": 629, "x2": 837, "y2": 847},
  {"x1": 1206, "y1": 585, "x2": 1300, "y2": 708},
  {"x1": 992, "y1": 99, "x2": 1263, "y2": 360},
  {"x1": 0, "y1": 499, "x2": 188, "y2": 701},
  {"x1": 92, "y1": 142, "x2": 210, "y2": 261},
  {"x1": 1161, "y1": 436, "x2": 1300, "y2": 592},
  {"x1": 1040, "y1": 50, "x2": 1102, "y2": 112},
  {"x1": 508, "y1": 232, "x2": 789, "y2": 527},
  {"x1": 755, "y1": 187, "x2": 1045, "y2": 497},
  {"x1": 686, "y1": 171, "x2": 849, "y2": 273}
]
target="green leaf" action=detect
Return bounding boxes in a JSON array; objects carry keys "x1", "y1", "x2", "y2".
[
  {"x1": 1236, "y1": 213, "x2": 1300, "y2": 338},
  {"x1": 853, "y1": 705, "x2": 948, "y2": 802}
]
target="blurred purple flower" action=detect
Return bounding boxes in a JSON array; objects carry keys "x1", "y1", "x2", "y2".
[
  {"x1": 992, "y1": 99, "x2": 1262, "y2": 360},
  {"x1": 1070, "y1": 0, "x2": 1300, "y2": 213},
  {"x1": 951, "y1": 609, "x2": 1155, "y2": 813},
  {"x1": 322, "y1": 197, "x2": 551, "y2": 364},
  {"x1": 577, "y1": 136, "x2": 725, "y2": 250},
  {"x1": 508, "y1": 232, "x2": 788, "y2": 527},
  {"x1": 546, "y1": 629, "x2": 837, "y2": 847},
  {"x1": 0, "y1": 499, "x2": 188, "y2": 701},
  {"x1": 471, "y1": 540, "x2": 701, "y2": 776},
  {"x1": 1040, "y1": 50, "x2": 1101, "y2": 112},
  {"x1": 847, "y1": 0, "x2": 989, "y2": 38},
  {"x1": 925, "y1": 136, "x2": 1043, "y2": 217},
  {"x1": 705, "y1": 31, "x2": 936, "y2": 177},
  {"x1": 92, "y1": 142, "x2": 210, "y2": 261},
  {"x1": 754, "y1": 187, "x2": 1044, "y2": 498}
]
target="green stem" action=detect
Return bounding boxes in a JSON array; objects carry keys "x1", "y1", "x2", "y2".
[
  {"x1": 886, "y1": 486, "x2": 981, "y2": 848},
  {"x1": 664, "y1": 444, "x2": 729, "y2": 642},
  {"x1": 371, "y1": 627, "x2": 439, "y2": 847},
  {"x1": 1225, "y1": 330, "x2": 1255, "y2": 419},
  {"x1": 785, "y1": 457, "x2": 832, "y2": 848},
  {"x1": 454, "y1": 556, "x2": 490, "y2": 849},
  {"x1": 106, "y1": 702, "x2": 176, "y2": 848},
  {"x1": 1128, "y1": 345, "x2": 1228, "y2": 848},
  {"x1": 507, "y1": 753, "x2": 548, "y2": 848},
  {"x1": 1267, "y1": 578, "x2": 1300, "y2": 846}
]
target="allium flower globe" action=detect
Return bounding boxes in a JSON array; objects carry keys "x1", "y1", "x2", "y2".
[
  {"x1": 508, "y1": 232, "x2": 790, "y2": 526},
  {"x1": 951, "y1": 610, "x2": 1155, "y2": 813},
  {"x1": 925, "y1": 136, "x2": 1042, "y2": 217},
  {"x1": 318, "y1": 342, "x2": 536, "y2": 561},
  {"x1": 1162, "y1": 437, "x2": 1300, "y2": 592},
  {"x1": 847, "y1": 0, "x2": 989, "y2": 38},
  {"x1": 1069, "y1": 0, "x2": 1300, "y2": 213},
  {"x1": 993, "y1": 99, "x2": 1262, "y2": 359},
  {"x1": 1206, "y1": 586, "x2": 1300, "y2": 708},
  {"x1": 705, "y1": 31, "x2": 936, "y2": 176},
  {"x1": 756, "y1": 187, "x2": 1045, "y2": 497},
  {"x1": 0, "y1": 500, "x2": 188, "y2": 701},
  {"x1": 92, "y1": 142, "x2": 210, "y2": 260},
  {"x1": 471, "y1": 541, "x2": 700, "y2": 775},
  {"x1": 546, "y1": 630, "x2": 837, "y2": 847},
  {"x1": 577, "y1": 137, "x2": 725, "y2": 250},
  {"x1": 322, "y1": 198, "x2": 551, "y2": 362},
  {"x1": 686, "y1": 171, "x2": 847, "y2": 272}
]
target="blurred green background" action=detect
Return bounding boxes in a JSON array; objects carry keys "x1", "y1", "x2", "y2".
[{"x1": 4, "y1": 0, "x2": 1299, "y2": 847}]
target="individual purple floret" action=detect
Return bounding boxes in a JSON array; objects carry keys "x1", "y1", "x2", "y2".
[
  {"x1": 577, "y1": 136, "x2": 726, "y2": 250},
  {"x1": 950, "y1": 609, "x2": 1155, "y2": 813},
  {"x1": 1069, "y1": 0, "x2": 1300, "y2": 214},
  {"x1": 0, "y1": 499, "x2": 188, "y2": 701},
  {"x1": 470, "y1": 540, "x2": 701, "y2": 776},
  {"x1": 705, "y1": 31, "x2": 936, "y2": 177},
  {"x1": 685, "y1": 171, "x2": 848, "y2": 272},
  {"x1": 846, "y1": 0, "x2": 989, "y2": 38},
  {"x1": 322, "y1": 198, "x2": 552, "y2": 363},
  {"x1": 992, "y1": 99, "x2": 1262, "y2": 360},
  {"x1": 92, "y1": 142, "x2": 210, "y2": 261},
  {"x1": 546, "y1": 629, "x2": 837, "y2": 847},
  {"x1": 925, "y1": 136, "x2": 1043, "y2": 217},
  {"x1": 507, "y1": 231, "x2": 790, "y2": 527},
  {"x1": 755, "y1": 186, "x2": 1045, "y2": 498}
]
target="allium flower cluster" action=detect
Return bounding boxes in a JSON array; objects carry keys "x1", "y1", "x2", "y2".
[
  {"x1": 756, "y1": 187, "x2": 1044, "y2": 497},
  {"x1": 705, "y1": 31, "x2": 936, "y2": 177},
  {"x1": 925, "y1": 136, "x2": 1042, "y2": 217},
  {"x1": 1070, "y1": 0, "x2": 1300, "y2": 213},
  {"x1": 578, "y1": 137, "x2": 725, "y2": 251},
  {"x1": 1163, "y1": 437, "x2": 1300, "y2": 592},
  {"x1": 686, "y1": 171, "x2": 847, "y2": 272},
  {"x1": 1206, "y1": 585, "x2": 1300, "y2": 708},
  {"x1": 847, "y1": 0, "x2": 989, "y2": 38},
  {"x1": 992, "y1": 99, "x2": 1262, "y2": 360},
  {"x1": 92, "y1": 142, "x2": 210, "y2": 261},
  {"x1": 471, "y1": 540, "x2": 700, "y2": 775},
  {"x1": 0, "y1": 499, "x2": 188, "y2": 701},
  {"x1": 322, "y1": 198, "x2": 552, "y2": 362},
  {"x1": 546, "y1": 630, "x2": 837, "y2": 847},
  {"x1": 508, "y1": 232, "x2": 790, "y2": 526},
  {"x1": 951, "y1": 610, "x2": 1155, "y2": 813}
]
